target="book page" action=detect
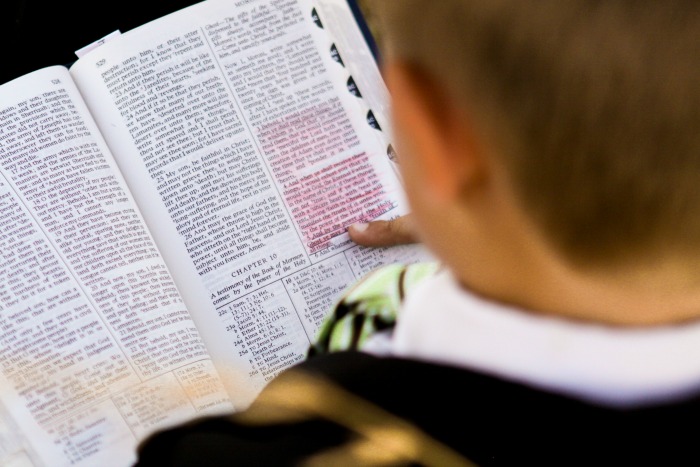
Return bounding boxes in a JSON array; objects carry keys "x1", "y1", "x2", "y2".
[
  {"x1": 315, "y1": 0, "x2": 394, "y2": 150},
  {"x1": 0, "y1": 67, "x2": 232, "y2": 467},
  {"x1": 70, "y1": 0, "x2": 433, "y2": 408}
]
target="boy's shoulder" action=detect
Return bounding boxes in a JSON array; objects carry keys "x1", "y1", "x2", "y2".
[{"x1": 136, "y1": 351, "x2": 700, "y2": 466}]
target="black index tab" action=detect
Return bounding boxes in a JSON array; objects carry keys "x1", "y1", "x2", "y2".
[
  {"x1": 330, "y1": 44, "x2": 344, "y2": 67},
  {"x1": 387, "y1": 144, "x2": 398, "y2": 162},
  {"x1": 347, "y1": 76, "x2": 362, "y2": 97},
  {"x1": 311, "y1": 8, "x2": 324, "y2": 28},
  {"x1": 367, "y1": 110, "x2": 382, "y2": 131}
]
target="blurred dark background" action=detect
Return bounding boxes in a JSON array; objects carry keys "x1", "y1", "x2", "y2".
[
  {"x1": 0, "y1": 0, "x2": 380, "y2": 86},
  {"x1": 0, "y1": 0, "x2": 200, "y2": 85}
]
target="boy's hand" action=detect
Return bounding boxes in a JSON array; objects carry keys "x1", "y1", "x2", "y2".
[{"x1": 348, "y1": 215, "x2": 418, "y2": 247}]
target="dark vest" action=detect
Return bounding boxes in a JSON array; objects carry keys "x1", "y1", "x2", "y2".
[{"x1": 136, "y1": 352, "x2": 700, "y2": 466}]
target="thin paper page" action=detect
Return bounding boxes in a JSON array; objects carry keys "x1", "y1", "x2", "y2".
[
  {"x1": 316, "y1": 0, "x2": 395, "y2": 153},
  {"x1": 70, "y1": 0, "x2": 433, "y2": 408},
  {"x1": 0, "y1": 67, "x2": 232, "y2": 467},
  {"x1": 74, "y1": 30, "x2": 122, "y2": 58}
]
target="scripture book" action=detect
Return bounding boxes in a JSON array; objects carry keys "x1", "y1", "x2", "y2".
[{"x1": 0, "y1": 0, "x2": 431, "y2": 465}]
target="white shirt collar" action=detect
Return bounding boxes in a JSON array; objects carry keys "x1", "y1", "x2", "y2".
[{"x1": 388, "y1": 268, "x2": 700, "y2": 407}]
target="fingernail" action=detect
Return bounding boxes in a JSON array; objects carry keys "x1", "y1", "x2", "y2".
[{"x1": 350, "y1": 223, "x2": 368, "y2": 233}]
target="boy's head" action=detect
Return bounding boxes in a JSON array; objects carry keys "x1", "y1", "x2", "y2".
[{"x1": 372, "y1": 0, "x2": 700, "y2": 322}]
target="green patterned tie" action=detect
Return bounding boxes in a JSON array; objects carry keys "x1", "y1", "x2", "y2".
[{"x1": 308, "y1": 262, "x2": 440, "y2": 357}]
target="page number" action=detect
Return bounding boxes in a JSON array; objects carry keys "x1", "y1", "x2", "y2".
[{"x1": 51, "y1": 79, "x2": 61, "y2": 84}]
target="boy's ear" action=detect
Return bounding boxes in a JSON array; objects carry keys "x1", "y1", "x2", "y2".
[{"x1": 384, "y1": 61, "x2": 484, "y2": 202}]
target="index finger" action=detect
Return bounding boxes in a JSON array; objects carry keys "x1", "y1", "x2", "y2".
[{"x1": 347, "y1": 215, "x2": 418, "y2": 247}]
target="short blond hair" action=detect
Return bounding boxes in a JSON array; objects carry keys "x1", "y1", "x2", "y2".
[{"x1": 375, "y1": 0, "x2": 700, "y2": 268}]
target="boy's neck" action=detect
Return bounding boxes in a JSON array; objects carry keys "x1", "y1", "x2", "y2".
[
  {"x1": 454, "y1": 242, "x2": 700, "y2": 327},
  {"x1": 438, "y1": 173, "x2": 700, "y2": 327}
]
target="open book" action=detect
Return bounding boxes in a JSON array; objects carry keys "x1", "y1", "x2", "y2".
[{"x1": 0, "y1": 0, "x2": 431, "y2": 465}]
